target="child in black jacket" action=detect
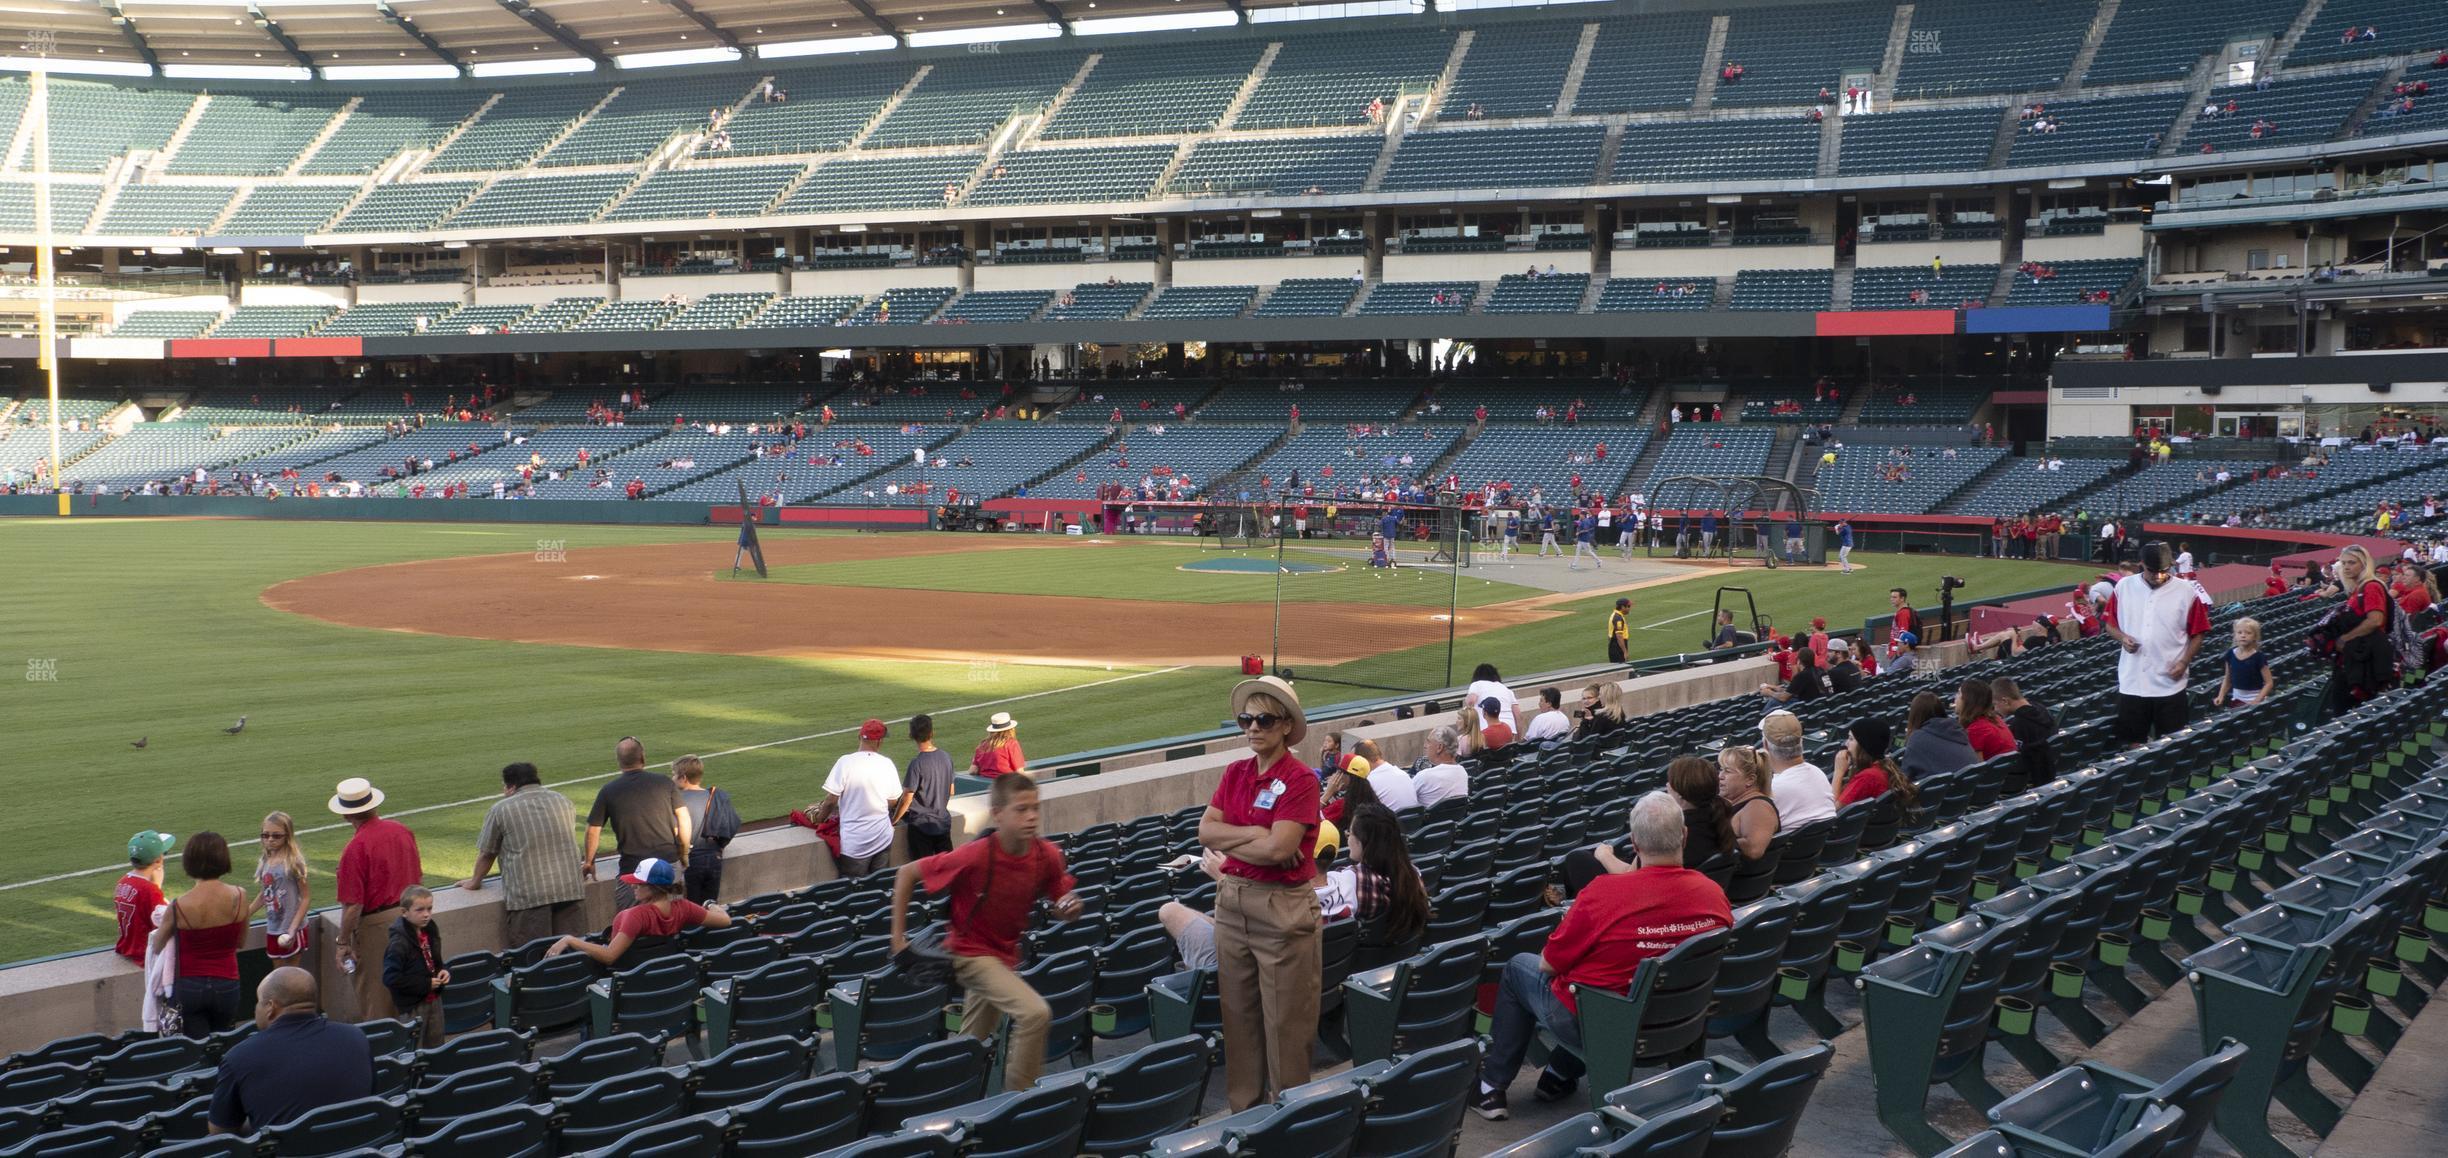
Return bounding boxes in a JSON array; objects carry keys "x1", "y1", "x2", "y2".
[{"x1": 382, "y1": 886, "x2": 450, "y2": 1047}]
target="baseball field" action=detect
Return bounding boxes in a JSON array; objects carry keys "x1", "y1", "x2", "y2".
[{"x1": 0, "y1": 516, "x2": 2096, "y2": 963}]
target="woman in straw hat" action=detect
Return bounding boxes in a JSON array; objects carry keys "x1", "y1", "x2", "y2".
[
  {"x1": 1199, "y1": 675, "x2": 1323, "y2": 1110},
  {"x1": 971, "y1": 712, "x2": 1027, "y2": 779}
]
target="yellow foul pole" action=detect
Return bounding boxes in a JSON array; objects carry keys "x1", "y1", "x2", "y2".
[{"x1": 29, "y1": 52, "x2": 63, "y2": 515}]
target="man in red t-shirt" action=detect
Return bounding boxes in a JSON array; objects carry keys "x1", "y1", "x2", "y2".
[
  {"x1": 330, "y1": 778, "x2": 423, "y2": 1021},
  {"x1": 114, "y1": 830, "x2": 176, "y2": 963},
  {"x1": 1473, "y1": 791, "x2": 1731, "y2": 1119},
  {"x1": 1477, "y1": 697, "x2": 1516, "y2": 749},
  {"x1": 890, "y1": 776, "x2": 1079, "y2": 1091},
  {"x1": 1889, "y1": 587, "x2": 1921, "y2": 654}
]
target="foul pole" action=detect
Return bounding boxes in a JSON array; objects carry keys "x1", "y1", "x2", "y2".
[{"x1": 27, "y1": 31, "x2": 63, "y2": 515}]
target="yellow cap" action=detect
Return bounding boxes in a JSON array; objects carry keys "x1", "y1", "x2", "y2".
[
  {"x1": 1315, "y1": 818, "x2": 1342, "y2": 862},
  {"x1": 1342, "y1": 755, "x2": 1372, "y2": 779}
]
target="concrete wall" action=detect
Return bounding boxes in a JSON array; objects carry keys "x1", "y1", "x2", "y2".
[
  {"x1": 1854, "y1": 239, "x2": 2007, "y2": 271},
  {"x1": 619, "y1": 272, "x2": 784, "y2": 301},
  {"x1": 1615, "y1": 244, "x2": 1834, "y2": 278},
  {"x1": 474, "y1": 283, "x2": 610, "y2": 307},
  {"x1": 2024, "y1": 223, "x2": 2145, "y2": 263},
  {"x1": 790, "y1": 265, "x2": 962, "y2": 298},
  {"x1": 0, "y1": 642, "x2": 1984, "y2": 1052},
  {"x1": 975, "y1": 262, "x2": 1158, "y2": 293},
  {"x1": 1382, "y1": 249, "x2": 1590, "y2": 282},
  {"x1": 239, "y1": 284, "x2": 351, "y2": 308},
  {"x1": 357, "y1": 283, "x2": 470, "y2": 306},
  {"x1": 1171, "y1": 256, "x2": 1362, "y2": 286}
]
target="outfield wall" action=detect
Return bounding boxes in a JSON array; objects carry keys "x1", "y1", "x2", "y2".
[{"x1": 0, "y1": 639, "x2": 1973, "y2": 1047}]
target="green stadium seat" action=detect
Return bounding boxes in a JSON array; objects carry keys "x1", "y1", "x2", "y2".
[
  {"x1": 900, "y1": 1079, "x2": 1093, "y2": 1158},
  {"x1": 827, "y1": 969, "x2": 954, "y2": 1071},
  {"x1": 258, "y1": 1095, "x2": 403, "y2": 1156},
  {"x1": 553, "y1": 1070, "x2": 686, "y2": 1154},
  {"x1": 681, "y1": 1035, "x2": 812, "y2": 1112},
  {"x1": 583, "y1": 1110, "x2": 731, "y2": 1158},
  {"x1": 403, "y1": 1061, "x2": 539, "y2": 1132}
]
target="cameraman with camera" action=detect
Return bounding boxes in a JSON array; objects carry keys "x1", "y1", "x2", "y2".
[{"x1": 2102, "y1": 542, "x2": 2211, "y2": 744}]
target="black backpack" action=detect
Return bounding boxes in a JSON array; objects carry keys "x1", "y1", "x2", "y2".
[{"x1": 700, "y1": 787, "x2": 742, "y2": 849}]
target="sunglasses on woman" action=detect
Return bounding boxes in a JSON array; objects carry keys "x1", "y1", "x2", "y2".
[{"x1": 1235, "y1": 712, "x2": 1286, "y2": 730}]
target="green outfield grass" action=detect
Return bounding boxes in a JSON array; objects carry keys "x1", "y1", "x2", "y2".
[
  {"x1": 745, "y1": 541, "x2": 1544, "y2": 608},
  {"x1": 0, "y1": 517, "x2": 2094, "y2": 963}
]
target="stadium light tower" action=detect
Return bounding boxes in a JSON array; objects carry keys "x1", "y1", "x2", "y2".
[{"x1": 24, "y1": 27, "x2": 64, "y2": 516}]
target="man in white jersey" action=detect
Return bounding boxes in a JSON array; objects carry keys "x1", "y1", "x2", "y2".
[{"x1": 2102, "y1": 542, "x2": 2210, "y2": 745}]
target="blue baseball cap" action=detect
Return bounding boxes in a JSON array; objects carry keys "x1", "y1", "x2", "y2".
[{"x1": 1893, "y1": 631, "x2": 1919, "y2": 647}]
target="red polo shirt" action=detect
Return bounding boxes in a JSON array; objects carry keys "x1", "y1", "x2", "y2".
[
  {"x1": 920, "y1": 836, "x2": 1075, "y2": 966},
  {"x1": 1542, "y1": 865, "x2": 1731, "y2": 1012},
  {"x1": 1209, "y1": 751, "x2": 1320, "y2": 886},
  {"x1": 335, "y1": 818, "x2": 422, "y2": 913}
]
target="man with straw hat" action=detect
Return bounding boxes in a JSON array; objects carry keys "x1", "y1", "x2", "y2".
[{"x1": 329, "y1": 777, "x2": 421, "y2": 1022}]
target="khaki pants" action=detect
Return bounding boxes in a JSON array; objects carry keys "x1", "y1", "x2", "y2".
[
  {"x1": 351, "y1": 906, "x2": 399, "y2": 1022},
  {"x1": 953, "y1": 955, "x2": 1053, "y2": 1091},
  {"x1": 1213, "y1": 876, "x2": 1322, "y2": 1110}
]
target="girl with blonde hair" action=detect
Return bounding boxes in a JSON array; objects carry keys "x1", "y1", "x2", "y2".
[{"x1": 250, "y1": 811, "x2": 310, "y2": 962}]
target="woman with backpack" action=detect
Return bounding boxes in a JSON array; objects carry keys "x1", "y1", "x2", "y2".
[{"x1": 2328, "y1": 545, "x2": 2399, "y2": 717}]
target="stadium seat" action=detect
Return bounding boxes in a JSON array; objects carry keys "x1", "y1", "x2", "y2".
[
  {"x1": 1557, "y1": 926, "x2": 1731, "y2": 1108},
  {"x1": 1344, "y1": 935, "x2": 1489, "y2": 1064},
  {"x1": 1931, "y1": 1104, "x2": 2188, "y2": 1158},
  {"x1": 1604, "y1": 1043, "x2": 1835, "y2": 1158},
  {"x1": 552, "y1": 1070, "x2": 687, "y2": 1153},
  {"x1": 540, "y1": 1034, "x2": 664, "y2": 1102},
  {"x1": 91, "y1": 1037, "x2": 205, "y2": 1087},
  {"x1": 1479, "y1": 1095, "x2": 1724, "y2": 1157},
  {"x1": 404, "y1": 1061, "x2": 540, "y2": 1131},
  {"x1": 587, "y1": 954, "x2": 702, "y2": 1044},
  {"x1": 701, "y1": 956, "x2": 825, "y2": 1049},
  {"x1": 1981, "y1": 1037, "x2": 2246, "y2": 1156},
  {"x1": 810, "y1": 1134, "x2": 956, "y2": 1158},
  {"x1": 1143, "y1": 1081, "x2": 1369, "y2": 1157},
  {"x1": 901, "y1": 1079, "x2": 1094, "y2": 1158},
  {"x1": 582, "y1": 1110, "x2": 731, "y2": 1158},
  {"x1": 134, "y1": 1139, "x2": 252, "y2": 1158},
  {"x1": 1341, "y1": 1037, "x2": 1481, "y2": 1157},
  {"x1": 726, "y1": 1072, "x2": 869, "y2": 1156},
  {"x1": 681, "y1": 1035, "x2": 812, "y2": 1112},
  {"x1": 1061, "y1": 1035, "x2": 1215, "y2": 1154},
  {"x1": 259, "y1": 1095, "x2": 404, "y2": 1156},
  {"x1": 491, "y1": 953, "x2": 597, "y2": 1036},
  {"x1": 868, "y1": 1038, "x2": 992, "y2": 1124},
  {"x1": 0, "y1": 1121, "x2": 142, "y2": 1158},
  {"x1": 0, "y1": 1066, "x2": 88, "y2": 1111}
]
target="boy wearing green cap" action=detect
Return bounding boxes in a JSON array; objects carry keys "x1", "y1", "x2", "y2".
[{"x1": 116, "y1": 830, "x2": 175, "y2": 963}]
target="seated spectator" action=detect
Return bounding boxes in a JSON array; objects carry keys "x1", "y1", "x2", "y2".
[
  {"x1": 1414, "y1": 727, "x2": 1470, "y2": 807},
  {"x1": 1453, "y1": 707, "x2": 1488, "y2": 758},
  {"x1": 1717, "y1": 746, "x2": 1779, "y2": 861},
  {"x1": 1824, "y1": 639, "x2": 1865, "y2": 692},
  {"x1": 545, "y1": 858, "x2": 731, "y2": 966},
  {"x1": 1992, "y1": 678, "x2": 2057, "y2": 782},
  {"x1": 1520, "y1": 687, "x2": 1574, "y2": 744},
  {"x1": 1758, "y1": 647, "x2": 1826, "y2": 703},
  {"x1": 208, "y1": 968, "x2": 373, "y2": 1136},
  {"x1": 1565, "y1": 756, "x2": 1734, "y2": 894},
  {"x1": 1476, "y1": 697, "x2": 1516, "y2": 750},
  {"x1": 1162, "y1": 816, "x2": 1377, "y2": 963},
  {"x1": 1831, "y1": 719, "x2": 1915, "y2": 809},
  {"x1": 1885, "y1": 631, "x2": 1920, "y2": 675},
  {"x1": 1899, "y1": 690, "x2": 1978, "y2": 782},
  {"x1": 1327, "y1": 753, "x2": 1414, "y2": 819},
  {"x1": 1957, "y1": 678, "x2": 2020, "y2": 761},
  {"x1": 1472, "y1": 791, "x2": 1732, "y2": 1119},
  {"x1": 1761, "y1": 710, "x2": 1837, "y2": 829},
  {"x1": 1581, "y1": 682, "x2": 1631, "y2": 736}
]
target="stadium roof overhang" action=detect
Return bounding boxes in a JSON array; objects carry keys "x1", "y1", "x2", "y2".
[{"x1": 0, "y1": 0, "x2": 1303, "y2": 75}]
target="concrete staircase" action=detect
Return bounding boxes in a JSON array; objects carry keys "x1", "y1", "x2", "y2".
[
  {"x1": 2343, "y1": 62, "x2": 2408, "y2": 135},
  {"x1": 1015, "y1": 54, "x2": 1103, "y2": 149},
  {"x1": 2064, "y1": 0, "x2": 2122, "y2": 91},
  {"x1": 523, "y1": 87, "x2": 625, "y2": 170},
  {"x1": 1836, "y1": 386, "x2": 1872, "y2": 427},
  {"x1": 2154, "y1": 60, "x2": 2221, "y2": 156},
  {"x1": 1816, "y1": 111, "x2": 1845, "y2": 178},
  {"x1": 846, "y1": 67, "x2": 932, "y2": 151},
  {"x1": 1937, "y1": 453, "x2": 2021, "y2": 513},
  {"x1": 2270, "y1": 0, "x2": 2331, "y2": 69},
  {"x1": 1986, "y1": 105, "x2": 2021, "y2": 168},
  {"x1": 1693, "y1": 16, "x2": 1732, "y2": 111},
  {"x1": 285, "y1": 97, "x2": 363, "y2": 177},
  {"x1": 1214, "y1": 43, "x2": 1280, "y2": 132},
  {"x1": 1990, "y1": 217, "x2": 2027, "y2": 304},
  {"x1": 1555, "y1": 22, "x2": 1603, "y2": 116},
  {"x1": 1594, "y1": 123, "x2": 1625, "y2": 185},
  {"x1": 1423, "y1": 31, "x2": 1476, "y2": 122},
  {"x1": 1620, "y1": 427, "x2": 1676, "y2": 495},
  {"x1": 1360, "y1": 102, "x2": 1414, "y2": 192},
  {"x1": 1873, "y1": 4, "x2": 1916, "y2": 106},
  {"x1": 148, "y1": 95, "x2": 213, "y2": 174},
  {"x1": 1831, "y1": 267, "x2": 1855, "y2": 309},
  {"x1": 400, "y1": 93, "x2": 502, "y2": 178}
]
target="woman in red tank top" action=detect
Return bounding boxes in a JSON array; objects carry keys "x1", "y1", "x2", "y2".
[{"x1": 149, "y1": 832, "x2": 251, "y2": 1037}]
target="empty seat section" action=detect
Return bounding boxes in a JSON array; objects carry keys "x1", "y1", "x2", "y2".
[
  {"x1": 107, "y1": 310, "x2": 222, "y2": 338},
  {"x1": 60, "y1": 426, "x2": 310, "y2": 487},
  {"x1": 98, "y1": 185, "x2": 236, "y2": 235},
  {"x1": 1854, "y1": 381, "x2": 1990, "y2": 423},
  {"x1": 1444, "y1": 426, "x2": 1648, "y2": 499},
  {"x1": 1482, "y1": 274, "x2": 1589, "y2": 314},
  {"x1": 437, "y1": 304, "x2": 534, "y2": 334},
  {"x1": 508, "y1": 297, "x2": 604, "y2": 333},
  {"x1": 207, "y1": 305, "x2": 336, "y2": 338},
  {"x1": 445, "y1": 172, "x2": 633, "y2": 229},
  {"x1": 2083, "y1": 0, "x2": 2305, "y2": 83},
  {"x1": 1381, "y1": 125, "x2": 1604, "y2": 190},
  {"x1": 2291, "y1": 0, "x2": 2448, "y2": 65},
  {"x1": 302, "y1": 91, "x2": 491, "y2": 175},
  {"x1": 1253, "y1": 278, "x2": 1361, "y2": 317},
  {"x1": 0, "y1": 182, "x2": 101, "y2": 233},
  {"x1": 721, "y1": 63, "x2": 910, "y2": 156},
  {"x1": 1026, "y1": 425, "x2": 1276, "y2": 499},
  {"x1": 1730, "y1": 268, "x2": 1833, "y2": 310},
  {"x1": 1891, "y1": 0, "x2": 2090, "y2": 98},
  {"x1": 964, "y1": 144, "x2": 1176, "y2": 207},
  {"x1": 1596, "y1": 277, "x2": 1714, "y2": 311},
  {"x1": 1046, "y1": 282, "x2": 1152, "y2": 321},
  {"x1": 1613, "y1": 119, "x2": 1820, "y2": 182},
  {"x1": 1235, "y1": 28, "x2": 1453, "y2": 129},
  {"x1": 1167, "y1": 136, "x2": 1379, "y2": 197},
  {"x1": 1643, "y1": 426, "x2": 1779, "y2": 505},
  {"x1": 841, "y1": 422, "x2": 1111, "y2": 501},
  {"x1": 603, "y1": 164, "x2": 801, "y2": 222},
  {"x1": 545, "y1": 76, "x2": 754, "y2": 167},
  {"x1": 2001, "y1": 258, "x2": 2140, "y2": 305},
  {"x1": 747, "y1": 295, "x2": 864, "y2": 328},
  {"x1": 317, "y1": 302, "x2": 462, "y2": 337},
  {"x1": 426, "y1": 86, "x2": 608, "y2": 172},
  {"x1": 42, "y1": 82, "x2": 192, "y2": 172},
  {"x1": 1727, "y1": 380, "x2": 1838, "y2": 423},
  {"x1": 1140, "y1": 285, "x2": 1254, "y2": 319},
  {"x1": 662, "y1": 292, "x2": 774, "y2": 330},
  {"x1": 2004, "y1": 92, "x2": 2187, "y2": 166},
  {"x1": 2181, "y1": 71, "x2": 2385, "y2": 152},
  {"x1": 1713, "y1": 1, "x2": 1893, "y2": 107},
  {"x1": 1946, "y1": 457, "x2": 2117, "y2": 516},
  {"x1": 1852, "y1": 263, "x2": 2000, "y2": 309},
  {"x1": 1441, "y1": 20, "x2": 1582, "y2": 118},
  {"x1": 1042, "y1": 41, "x2": 1267, "y2": 138},
  {"x1": 1358, "y1": 281, "x2": 1479, "y2": 315},
  {"x1": 1243, "y1": 426, "x2": 1458, "y2": 485},
  {"x1": 865, "y1": 52, "x2": 1083, "y2": 148},
  {"x1": 842, "y1": 286, "x2": 955, "y2": 325},
  {"x1": 330, "y1": 181, "x2": 477, "y2": 233},
  {"x1": 1813, "y1": 445, "x2": 2008, "y2": 512},
  {"x1": 217, "y1": 186, "x2": 354, "y2": 235},
  {"x1": 935, "y1": 290, "x2": 1052, "y2": 325},
  {"x1": 166, "y1": 93, "x2": 343, "y2": 176},
  {"x1": 1197, "y1": 382, "x2": 1418, "y2": 422},
  {"x1": 570, "y1": 300, "x2": 680, "y2": 332},
  {"x1": 1837, "y1": 107, "x2": 2002, "y2": 175},
  {"x1": 1573, "y1": 14, "x2": 1712, "y2": 112},
  {"x1": 778, "y1": 154, "x2": 981, "y2": 214}
]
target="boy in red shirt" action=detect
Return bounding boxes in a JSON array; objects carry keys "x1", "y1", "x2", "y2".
[
  {"x1": 890, "y1": 775, "x2": 1080, "y2": 1091},
  {"x1": 1477, "y1": 697, "x2": 1516, "y2": 749},
  {"x1": 114, "y1": 830, "x2": 176, "y2": 963},
  {"x1": 1473, "y1": 791, "x2": 1730, "y2": 1119}
]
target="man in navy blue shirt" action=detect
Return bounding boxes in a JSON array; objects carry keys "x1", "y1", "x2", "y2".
[{"x1": 209, "y1": 968, "x2": 375, "y2": 1135}]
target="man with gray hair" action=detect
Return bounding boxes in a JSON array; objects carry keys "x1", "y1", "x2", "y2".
[
  {"x1": 1472, "y1": 790, "x2": 1732, "y2": 1119},
  {"x1": 1413, "y1": 726, "x2": 1469, "y2": 807},
  {"x1": 1760, "y1": 710, "x2": 1837, "y2": 829}
]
